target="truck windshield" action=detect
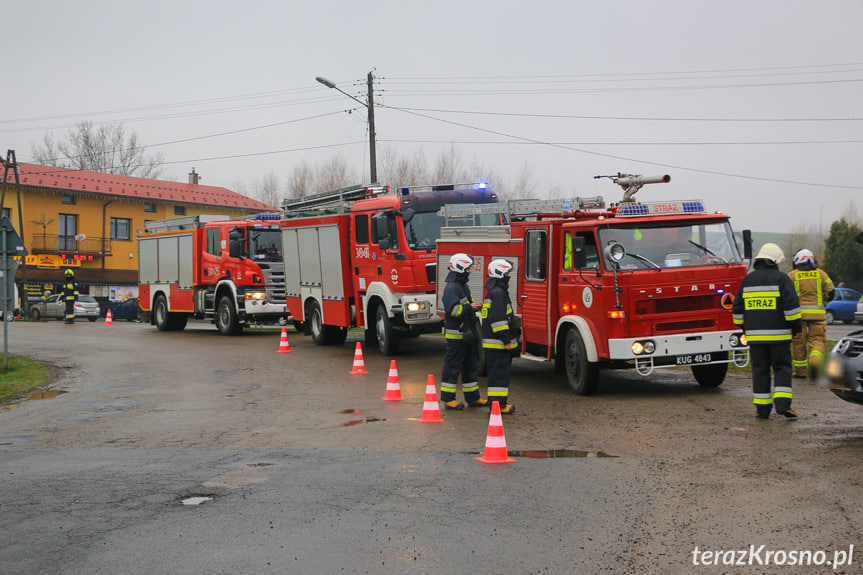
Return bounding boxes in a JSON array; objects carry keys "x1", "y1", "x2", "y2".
[
  {"x1": 248, "y1": 229, "x2": 282, "y2": 262},
  {"x1": 598, "y1": 222, "x2": 743, "y2": 270},
  {"x1": 405, "y1": 212, "x2": 501, "y2": 251}
]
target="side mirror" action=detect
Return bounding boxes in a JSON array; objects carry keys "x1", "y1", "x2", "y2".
[
  {"x1": 372, "y1": 211, "x2": 395, "y2": 250},
  {"x1": 378, "y1": 238, "x2": 391, "y2": 251},
  {"x1": 742, "y1": 229, "x2": 752, "y2": 259},
  {"x1": 572, "y1": 236, "x2": 587, "y2": 270},
  {"x1": 401, "y1": 207, "x2": 415, "y2": 225}
]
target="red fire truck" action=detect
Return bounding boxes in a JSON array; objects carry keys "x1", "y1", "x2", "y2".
[
  {"x1": 435, "y1": 174, "x2": 752, "y2": 394},
  {"x1": 138, "y1": 214, "x2": 288, "y2": 334},
  {"x1": 280, "y1": 183, "x2": 499, "y2": 355}
]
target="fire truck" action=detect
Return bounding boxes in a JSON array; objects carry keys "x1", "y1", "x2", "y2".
[
  {"x1": 280, "y1": 182, "x2": 499, "y2": 355},
  {"x1": 435, "y1": 174, "x2": 752, "y2": 394},
  {"x1": 138, "y1": 213, "x2": 287, "y2": 334}
]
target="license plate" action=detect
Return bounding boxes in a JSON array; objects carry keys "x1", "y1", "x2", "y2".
[{"x1": 675, "y1": 353, "x2": 713, "y2": 366}]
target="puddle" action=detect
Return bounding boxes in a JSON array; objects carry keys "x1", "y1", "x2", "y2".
[
  {"x1": 246, "y1": 462, "x2": 274, "y2": 468},
  {"x1": 343, "y1": 417, "x2": 389, "y2": 426},
  {"x1": 27, "y1": 390, "x2": 66, "y2": 400},
  {"x1": 509, "y1": 449, "x2": 616, "y2": 458},
  {"x1": 340, "y1": 409, "x2": 362, "y2": 414},
  {"x1": 182, "y1": 496, "x2": 213, "y2": 506}
]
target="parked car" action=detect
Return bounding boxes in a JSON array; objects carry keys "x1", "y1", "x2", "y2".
[
  {"x1": 825, "y1": 329, "x2": 863, "y2": 405},
  {"x1": 827, "y1": 287, "x2": 862, "y2": 324},
  {"x1": 106, "y1": 297, "x2": 141, "y2": 322},
  {"x1": 29, "y1": 294, "x2": 100, "y2": 321}
]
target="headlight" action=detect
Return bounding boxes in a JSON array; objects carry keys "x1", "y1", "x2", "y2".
[
  {"x1": 245, "y1": 291, "x2": 267, "y2": 300},
  {"x1": 826, "y1": 357, "x2": 844, "y2": 380},
  {"x1": 730, "y1": 333, "x2": 748, "y2": 347},
  {"x1": 406, "y1": 302, "x2": 426, "y2": 312},
  {"x1": 631, "y1": 340, "x2": 655, "y2": 355}
]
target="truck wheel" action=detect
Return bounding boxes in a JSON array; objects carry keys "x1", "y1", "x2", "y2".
[
  {"x1": 564, "y1": 329, "x2": 599, "y2": 395},
  {"x1": 154, "y1": 295, "x2": 171, "y2": 331},
  {"x1": 29, "y1": 307, "x2": 41, "y2": 321},
  {"x1": 309, "y1": 302, "x2": 326, "y2": 345},
  {"x1": 375, "y1": 305, "x2": 400, "y2": 356},
  {"x1": 216, "y1": 295, "x2": 242, "y2": 335},
  {"x1": 692, "y1": 355, "x2": 728, "y2": 387}
]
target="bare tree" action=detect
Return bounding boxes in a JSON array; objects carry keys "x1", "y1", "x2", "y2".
[
  {"x1": 315, "y1": 155, "x2": 357, "y2": 194},
  {"x1": 253, "y1": 172, "x2": 281, "y2": 208},
  {"x1": 31, "y1": 121, "x2": 164, "y2": 178},
  {"x1": 380, "y1": 147, "x2": 429, "y2": 190},
  {"x1": 287, "y1": 161, "x2": 315, "y2": 199},
  {"x1": 432, "y1": 145, "x2": 463, "y2": 183}
]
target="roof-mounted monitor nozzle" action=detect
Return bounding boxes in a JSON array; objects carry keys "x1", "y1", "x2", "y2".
[{"x1": 595, "y1": 173, "x2": 671, "y2": 202}]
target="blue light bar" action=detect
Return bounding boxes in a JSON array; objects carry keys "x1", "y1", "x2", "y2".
[
  {"x1": 254, "y1": 213, "x2": 281, "y2": 220},
  {"x1": 477, "y1": 182, "x2": 488, "y2": 189},
  {"x1": 616, "y1": 200, "x2": 706, "y2": 218}
]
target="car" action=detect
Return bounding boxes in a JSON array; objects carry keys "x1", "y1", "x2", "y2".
[
  {"x1": 828, "y1": 287, "x2": 862, "y2": 324},
  {"x1": 29, "y1": 294, "x2": 100, "y2": 322},
  {"x1": 106, "y1": 298, "x2": 142, "y2": 322},
  {"x1": 825, "y1": 330, "x2": 863, "y2": 405}
]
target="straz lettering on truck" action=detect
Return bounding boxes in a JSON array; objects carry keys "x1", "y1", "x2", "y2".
[{"x1": 435, "y1": 173, "x2": 751, "y2": 395}]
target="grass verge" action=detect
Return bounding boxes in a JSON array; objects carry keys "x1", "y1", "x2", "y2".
[{"x1": 0, "y1": 356, "x2": 49, "y2": 403}]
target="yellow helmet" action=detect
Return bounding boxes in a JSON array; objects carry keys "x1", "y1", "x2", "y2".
[
  {"x1": 64, "y1": 268, "x2": 75, "y2": 277},
  {"x1": 754, "y1": 243, "x2": 785, "y2": 265}
]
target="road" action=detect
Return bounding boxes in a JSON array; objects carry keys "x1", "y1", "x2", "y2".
[{"x1": 2, "y1": 320, "x2": 862, "y2": 574}]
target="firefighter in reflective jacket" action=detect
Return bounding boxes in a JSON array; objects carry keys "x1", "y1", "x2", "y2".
[
  {"x1": 788, "y1": 248, "x2": 834, "y2": 379},
  {"x1": 440, "y1": 253, "x2": 487, "y2": 410},
  {"x1": 61, "y1": 268, "x2": 79, "y2": 324},
  {"x1": 481, "y1": 259, "x2": 516, "y2": 414},
  {"x1": 732, "y1": 243, "x2": 802, "y2": 419}
]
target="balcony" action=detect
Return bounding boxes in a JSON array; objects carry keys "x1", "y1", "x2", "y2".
[{"x1": 30, "y1": 234, "x2": 112, "y2": 258}]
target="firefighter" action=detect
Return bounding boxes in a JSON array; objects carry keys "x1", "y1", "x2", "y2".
[
  {"x1": 732, "y1": 243, "x2": 802, "y2": 419},
  {"x1": 439, "y1": 253, "x2": 487, "y2": 410},
  {"x1": 788, "y1": 248, "x2": 834, "y2": 379},
  {"x1": 481, "y1": 259, "x2": 517, "y2": 414},
  {"x1": 61, "y1": 268, "x2": 79, "y2": 324}
]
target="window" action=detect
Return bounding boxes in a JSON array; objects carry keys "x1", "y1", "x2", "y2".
[
  {"x1": 59, "y1": 213, "x2": 78, "y2": 251},
  {"x1": 1, "y1": 208, "x2": 9, "y2": 220},
  {"x1": 174, "y1": 205, "x2": 186, "y2": 216},
  {"x1": 144, "y1": 202, "x2": 156, "y2": 213},
  {"x1": 355, "y1": 214, "x2": 369, "y2": 244},
  {"x1": 563, "y1": 231, "x2": 599, "y2": 271},
  {"x1": 110, "y1": 217, "x2": 131, "y2": 241},
  {"x1": 525, "y1": 229, "x2": 547, "y2": 281},
  {"x1": 61, "y1": 194, "x2": 76, "y2": 205},
  {"x1": 207, "y1": 228, "x2": 220, "y2": 256}
]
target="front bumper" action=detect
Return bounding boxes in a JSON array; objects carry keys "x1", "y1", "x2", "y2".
[{"x1": 608, "y1": 330, "x2": 749, "y2": 376}]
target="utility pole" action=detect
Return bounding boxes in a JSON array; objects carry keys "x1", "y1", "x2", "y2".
[
  {"x1": 367, "y1": 71, "x2": 377, "y2": 184},
  {"x1": 0, "y1": 150, "x2": 27, "y2": 318}
]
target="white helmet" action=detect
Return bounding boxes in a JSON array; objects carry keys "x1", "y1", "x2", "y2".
[
  {"x1": 448, "y1": 253, "x2": 473, "y2": 273},
  {"x1": 754, "y1": 243, "x2": 785, "y2": 264},
  {"x1": 488, "y1": 259, "x2": 513, "y2": 278},
  {"x1": 793, "y1": 248, "x2": 814, "y2": 266}
]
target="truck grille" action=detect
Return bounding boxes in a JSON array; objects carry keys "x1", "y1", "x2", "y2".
[
  {"x1": 635, "y1": 294, "x2": 716, "y2": 315},
  {"x1": 260, "y1": 266, "x2": 286, "y2": 300},
  {"x1": 840, "y1": 338, "x2": 863, "y2": 358},
  {"x1": 655, "y1": 319, "x2": 716, "y2": 333}
]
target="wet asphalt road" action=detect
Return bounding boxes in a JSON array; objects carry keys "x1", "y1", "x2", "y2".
[{"x1": 2, "y1": 320, "x2": 863, "y2": 574}]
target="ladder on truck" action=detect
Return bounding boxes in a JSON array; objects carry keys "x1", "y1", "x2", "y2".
[
  {"x1": 282, "y1": 184, "x2": 389, "y2": 214},
  {"x1": 143, "y1": 214, "x2": 229, "y2": 233},
  {"x1": 438, "y1": 196, "x2": 605, "y2": 222}
]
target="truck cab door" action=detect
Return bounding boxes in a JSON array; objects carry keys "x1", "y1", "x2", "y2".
[{"x1": 520, "y1": 226, "x2": 553, "y2": 350}]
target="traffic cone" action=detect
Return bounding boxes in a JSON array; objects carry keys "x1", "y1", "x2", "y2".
[
  {"x1": 381, "y1": 360, "x2": 405, "y2": 401},
  {"x1": 104, "y1": 309, "x2": 113, "y2": 326},
  {"x1": 476, "y1": 402, "x2": 516, "y2": 464},
  {"x1": 419, "y1": 375, "x2": 444, "y2": 423},
  {"x1": 277, "y1": 326, "x2": 292, "y2": 353},
  {"x1": 349, "y1": 342, "x2": 368, "y2": 375}
]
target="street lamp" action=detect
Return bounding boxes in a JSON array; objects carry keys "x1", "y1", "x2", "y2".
[{"x1": 316, "y1": 72, "x2": 377, "y2": 184}]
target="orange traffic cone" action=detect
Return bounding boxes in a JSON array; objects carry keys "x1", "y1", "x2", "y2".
[
  {"x1": 476, "y1": 402, "x2": 516, "y2": 464},
  {"x1": 419, "y1": 375, "x2": 444, "y2": 423},
  {"x1": 349, "y1": 342, "x2": 368, "y2": 375},
  {"x1": 104, "y1": 309, "x2": 113, "y2": 326},
  {"x1": 277, "y1": 326, "x2": 292, "y2": 353},
  {"x1": 381, "y1": 360, "x2": 405, "y2": 401}
]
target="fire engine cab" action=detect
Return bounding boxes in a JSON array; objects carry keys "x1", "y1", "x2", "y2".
[
  {"x1": 280, "y1": 182, "x2": 499, "y2": 355},
  {"x1": 436, "y1": 174, "x2": 751, "y2": 394}
]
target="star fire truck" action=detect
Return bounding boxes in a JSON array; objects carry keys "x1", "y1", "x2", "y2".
[
  {"x1": 138, "y1": 213, "x2": 287, "y2": 334},
  {"x1": 280, "y1": 182, "x2": 499, "y2": 355},
  {"x1": 435, "y1": 174, "x2": 752, "y2": 394}
]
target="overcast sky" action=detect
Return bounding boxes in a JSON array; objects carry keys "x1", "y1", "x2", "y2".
[{"x1": 3, "y1": 0, "x2": 861, "y2": 234}]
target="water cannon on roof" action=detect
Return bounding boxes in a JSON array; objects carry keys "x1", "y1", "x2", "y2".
[{"x1": 595, "y1": 173, "x2": 671, "y2": 202}]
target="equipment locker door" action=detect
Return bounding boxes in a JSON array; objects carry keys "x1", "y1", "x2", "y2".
[{"x1": 520, "y1": 227, "x2": 552, "y2": 350}]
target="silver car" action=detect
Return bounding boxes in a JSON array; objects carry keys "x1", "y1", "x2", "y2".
[{"x1": 29, "y1": 294, "x2": 100, "y2": 322}]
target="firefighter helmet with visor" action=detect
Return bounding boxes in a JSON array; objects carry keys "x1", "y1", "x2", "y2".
[
  {"x1": 448, "y1": 253, "x2": 474, "y2": 274},
  {"x1": 488, "y1": 259, "x2": 513, "y2": 278},
  {"x1": 793, "y1": 248, "x2": 815, "y2": 267},
  {"x1": 754, "y1": 243, "x2": 785, "y2": 265}
]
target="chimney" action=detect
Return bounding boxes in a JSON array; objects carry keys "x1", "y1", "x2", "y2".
[{"x1": 189, "y1": 168, "x2": 199, "y2": 185}]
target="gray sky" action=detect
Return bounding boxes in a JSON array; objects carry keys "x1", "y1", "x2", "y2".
[{"x1": 3, "y1": 0, "x2": 861, "y2": 234}]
